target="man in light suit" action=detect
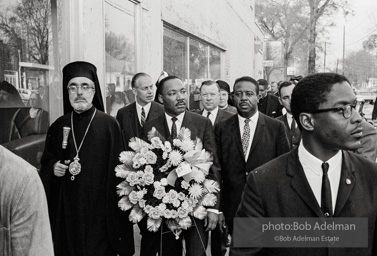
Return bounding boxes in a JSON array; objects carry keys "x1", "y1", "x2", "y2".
[
  {"x1": 143, "y1": 75, "x2": 220, "y2": 256},
  {"x1": 276, "y1": 81, "x2": 301, "y2": 150},
  {"x1": 116, "y1": 73, "x2": 164, "y2": 149},
  {"x1": 232, "y1": 73, "x2": 377, "y2": 255},
  {"x1": 215, "y1": 76, "x2": 290, "y2": 235}
]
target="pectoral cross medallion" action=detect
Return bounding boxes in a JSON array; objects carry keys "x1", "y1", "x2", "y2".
[{"x1": 69, "y1": 156, "x2": 81, "y2": 181}]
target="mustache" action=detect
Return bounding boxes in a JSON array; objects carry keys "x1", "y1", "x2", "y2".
[
  {"x1": 74, "y1": 97, "x2": 87, "y2": 102},
  {"x1": 175, "y1": 100, "x2": 186, "y2": 106}
]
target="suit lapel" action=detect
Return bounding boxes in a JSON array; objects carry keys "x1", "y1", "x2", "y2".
[
  {"x1": 130, "y1": 103, "x2": 141, "y2": 137},
  {"x1": 246, "y1": 113, "x2": 264, "y2": 164},
  {"x1": 231, "y1": 115, "x2": 244, "y2": 157},
  {"x1": 288, "y1": 149, "x2": 324, "y2": 217},
  {"x1": 334, "y1": 151, "x2": 355, "y2": 216}
]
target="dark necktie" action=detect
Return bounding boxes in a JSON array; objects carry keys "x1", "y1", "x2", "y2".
[
  {"x1": 321, "y1": 162, "x2": 332, "y2": 217},
  {"x1": 241, "y1": 119, "x2": 251, "y2": 158},
  {"x1": 290, "y1": 118, "x2": 296, "y2": 132},
  {"x1": 141, "y1": 107, "x2": 146, "y2": 126},
  {"x1": 207, "y1": 111, "x2": 211, "y2": 118},
  {"x1": 171, "y1": 117, "x2": 177, "y2": 139}
]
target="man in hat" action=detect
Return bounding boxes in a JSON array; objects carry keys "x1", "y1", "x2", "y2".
[{"x1": 40, "y1": 61, "x2": 134, "y2": 256}]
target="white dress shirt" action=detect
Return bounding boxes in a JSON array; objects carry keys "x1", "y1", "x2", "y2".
[
  {"x1": 298, "y1": 142, "x2": 342, "y2": 213},
  {"x1": 165, "y1": 112, "x2": 185, "y2": 134},
  {"x1": 286, "y1": 113, "x2": 294, "y2": 129},
  {"x1": 238, "y1": 111, "x2": 259, "y2": 161},
  {"x1": 136, "y1": 102, "x2": 151, "y2": 126},
  {"x1": 202, "y1": 107, "x2": 219, "y2": 126}
]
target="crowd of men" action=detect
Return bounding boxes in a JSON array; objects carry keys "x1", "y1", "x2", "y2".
[{"x1": 2, "y1": 60, "x2": 377, "y2": 256}]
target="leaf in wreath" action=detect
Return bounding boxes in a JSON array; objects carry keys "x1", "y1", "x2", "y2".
[
  {"x1": 129, "y1": 137, "x2": 151, "y2": 152},
  {"x1": 194, "y1": 138, "x2": 203, "y2": 151},
  {"x1": 118, "y1": 196, "x2": 133, "y2": 211},
  {"x1": 177, "y1": 127, "x2": 191, "y2": 141},
  {"x1": 129, "y1": 205, "x2": 145, "y2": 223},
  {"x1": 147, "y1": 217, "x2": 162, "y2": 232},
  {"x1": 192, "y1": 205, "x2": 207, "y2": 220},
  {"x1": 119, "y1": 151, "x2": 135, "y2": 166},
  {"x1": 147, "y1": 127, "x2": 166, "y2": 143},
  {"x1": 116, "y1": 181, "x2": 133, "y2": 196},
  {"x1": 115, "y1": 164, "x2": 133, "y2": 178},
  {"x1": 203, "y1": 179, "x2": 220, "y2": 193},
  {"x1": 201, "y1": 193, "x2": 217, "y2": 207}
]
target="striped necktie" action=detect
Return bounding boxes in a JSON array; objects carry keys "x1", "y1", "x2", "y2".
[
  {"x1": 171, "y1": 117, "x2": 177, "y2": 139},
  {"x1": 141, "y1": 107, "x2": 146, "y2": 126}
]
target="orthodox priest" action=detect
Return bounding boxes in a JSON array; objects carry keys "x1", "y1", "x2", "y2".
[{"x1": 40, "y1": 61, "x2": 134, "y2": 256}]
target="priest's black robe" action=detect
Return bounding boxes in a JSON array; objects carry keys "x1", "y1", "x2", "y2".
[{"x1": 40, "y1": 106, "x2": 134, "y2": 256}]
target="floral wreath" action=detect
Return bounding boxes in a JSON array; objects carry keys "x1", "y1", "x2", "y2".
[{"x1": 116, "y1": 127, "x2": 219, "y2": 238}]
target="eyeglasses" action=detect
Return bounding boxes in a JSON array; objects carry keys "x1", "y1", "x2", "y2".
[
  {"x1": 67, "y1": 85, "x2": 94, "y2": 93},
  {"x1": 310, "y1": 104, "x2": 356, "y2": 119}
]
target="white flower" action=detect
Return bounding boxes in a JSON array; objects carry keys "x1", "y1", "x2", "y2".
[
  {"x1": 181, "y1": 200, "x2": 189, "y2": 209},
  {"x1": 136, "y1": 171, "x2": 144, "y2": 178},
  {"x1": 153, "y1": 186, "x2": 166, "y2": 199},
  {"x1": 151, "y1": 137, "x2": 163, "y2": 148},
  {"x1": 144, "y1": 165, "x2": 153, "y2": 173},
  {"x1": 145, "y1": 151, "x2": 157, "y2": 164},
  {"x1": 139, "y1": 199, "x2": 146, "y2": 208},
  {"x1": 178, "y1": 192, "x2": 186, "y2": 201},
  {"x1": 173, "y1": 138, "x2": 182, "y2": 147},
  {"x1": 169, "y1": 150, "x2": 183, "y2": 166},
  {"x1": 172, "y1": 199, "x2": 181, "y2": 208},
  {"x1": 119, "y1": 151, "x2": 135, "y2": 165},
  {"x1": 149, "y1": 207, "x2": 162, "y2": 219},
  {"x1": 153, "y1": 181, "x2": 161, "y2": 188},
  {"x1": 162, "y1": 152, "x2": 168, "y2": 160},
  {"x1": 164, "y1": 209, "x2": 173, "y2": 219},
  {"x1": 193, "y1": 205, "x2": 207, "y2": 220},
  {"x1": 192, "y1": 167, "x2": 205, "y2": 183},
  {"x1": 132, "y1": 162, "x2": 140, "y2": 169},
  {"x1": 129, "y1": 206, "x2": 144, "y2": 223},
  {"x1": 129, "y1": 191, "x2": 139, "y2": 204},
  {"x1": 136, "y1": 190, "x2": 146, "y2": 200},
  {"x1": 118, "y1": 196, "x2": 133, "y2": 211},
  {"x1": 162, "y1": 195, "x2": 170, "y2": 204},
  {"x1": 126, "y1": 172, "x2": 138, "y2": 186},
  {"x1": 201, "y1": 193, "x2": 217, "y2": 207},
  {"x1": 189, "y1": 184, "x2": 203, "y2": 199},
  {"x1": 164, "y1": 141, "x2": 172, "y2": 152},
  {"x1": 158, "y1": 203, "x2": 167, "y2": 212},
  {"x1": 144, "y1": 205, "x2": 152, "y2": 214},
  {"x1": 178, "y1": 216, "x2": 192, "y2": 230},
  {"x1": 143, "y1": 172, "x2": 154, "y2": 185},
  {"x1": 177, "y1": 207, "x2": 189, "y2": 218},
  {"x1": 171, "y1": 210, "x2": 178, "y2": 218},
  {"x1": 181, "y1": 180, "x2": 190, "y2": 190},
  {"x1": 167, "y1": 190, "x2": 179, "y2": 202},
  {"x1": 129, "y1": 137, "x2": 151, "y2": 152},
  {"x1": 160, "y1": 178, "x2": 168, "y2": 186},
  {"x1": 147, "y1": 217, "x2": 162, "y2": 232},
  {"x1": 180, "y1": 139, "x2": 195, "y2": 152}
]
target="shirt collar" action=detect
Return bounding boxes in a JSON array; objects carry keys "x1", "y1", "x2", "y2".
[
  {"x1": 298, "y1": 141, "x2": 342, "y2": 176},
  {"x1": 203, "y1": 106, "x2": 219, "y2": 117},
  {"x1": 136, "y1": 101, "x2": 151, "y2": 113},
  {"x1": 238, "y1": 111, "x2": 259, "y2": 125},
  {"x1": 165, "y1": 111, "x2": 185, "y2": 123}
]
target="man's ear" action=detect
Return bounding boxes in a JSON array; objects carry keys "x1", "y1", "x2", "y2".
[
  {"x1": 158, "y1": 94, "x2": 164, "y2": 103},
  {"x1": 300, "y1": 113, "x2": 315, "y2": 131},
  {"x1": 132, "y1": 88, "x2": 137, "y2": 96},
  {"x1": 278, "y1": 97, "x2": 283, "y2": 106}
]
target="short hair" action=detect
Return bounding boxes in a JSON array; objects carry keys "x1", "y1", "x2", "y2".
[
  {"x1": 131, "y1": 72, "x2": 150, "y2": 88},
  {"x1": 234, "y1": 76, "x2": 259, "y2": 95},
  {"x1": 257, "y1": 78, "x2": 269, "y2": 89},
  {"x1": 158, "y1": 75, "x2": 182, "y2": 95},
  {"x1": 291, "y1": 73, "x2": 351, "y2": 130},
  {"x1": 200, "y1": 80, "x2": 220, "y2": 92},
  {"x1": 278, "y1": 81, "x2": 294, "y2": 97}
]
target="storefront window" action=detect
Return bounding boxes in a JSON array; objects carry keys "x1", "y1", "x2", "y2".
[
  {"x1": 163, "y1": 26, "x2": 223, "y2": 109},
  {"x1": 105, "y1": 0, "x2": 136, "y2": 115},
  {"x1": 0, "y1": 0, "x2": 54, "y2": 169}
]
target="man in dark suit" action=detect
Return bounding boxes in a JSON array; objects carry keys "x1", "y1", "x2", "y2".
[
  {"x1": 276, "y1": 81, "x2": 301, "y2": 150},
  {"x1": 106, "y1": 83, "x2": 116, "y2": 114},
  {"x1": 197, "y1": 80, "x2": 234, "y2": 256},
  {"x1": 142, "y1": 75, "x2": 220, "y2": 256},
  {"x1": 232, "y1": 73, "x2": 377, "y2": 255},
  {"x1": 198, "y1": 80, "x2": 234, "y2": 125},
  {"x1": 215, "y1": 76, "x2": 290, "y2": 235},
  {"x1": 116, "y1": 73, "x2": 164, "y2": 149},
  {"x1": 257, "y1": 78, "x2": 282, "y2": 118}
]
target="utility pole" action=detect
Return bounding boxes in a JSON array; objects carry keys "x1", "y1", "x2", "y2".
[
  {"x1": 336, "y1": 59, "x2": 339, "y2": 73},
  {"x1": 324, "y1": 42, "x2": 327, "y2": 72},
  {"x1": 342, "y1": 26, "x2": 345, "y2": 75}
]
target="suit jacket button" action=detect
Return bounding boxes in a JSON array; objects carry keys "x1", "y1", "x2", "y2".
[
  {"x1": 324, "y1": 213, "x2": 330, "y2": 217},
  {"x1": 245, "y1": 172, "x2": 249, "y2": 176}
]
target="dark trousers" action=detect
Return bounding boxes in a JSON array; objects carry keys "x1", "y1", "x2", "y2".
[
  {"x1": 139, "y1": 217, "x2": 208, "y2": 256},
  {"x1": 210, "y1": 225, "x2": 228, "y2": 256}
]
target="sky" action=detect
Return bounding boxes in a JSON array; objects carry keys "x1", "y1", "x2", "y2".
[{"x1": 322, "y1": 0, "x2": 377, "y2": 71}]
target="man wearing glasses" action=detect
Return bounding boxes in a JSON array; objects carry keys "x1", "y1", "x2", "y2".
[
  {"x1": 232, "y1": 73, "x2": 377, "y2": 255},
  {"x1": 40, "y1": 61, "x2": 134, "y2": 256}
]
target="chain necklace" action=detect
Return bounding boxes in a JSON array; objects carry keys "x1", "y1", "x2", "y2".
[{"x1": 69, "y1": 109, "x2": 96, "y2": 181}]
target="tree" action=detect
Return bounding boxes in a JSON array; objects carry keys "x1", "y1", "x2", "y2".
[
  {"x1": 343, "y1": 50, "x2": 376, "y2": 88},
  {"x1": 256, "y1": 0, "x2": 308, "y2": 80},
  {"x1": 363, "y1": 34, "x2": 377, "y2": 55},
  {"x1": 0, "y1": 0, "x2": 50, "y2": 65},
  {"x1": 306, "y1": 0, "x2": 349, "y2": 74}
]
